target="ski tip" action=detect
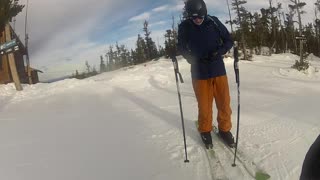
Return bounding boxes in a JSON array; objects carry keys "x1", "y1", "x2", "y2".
[
  {"x1": 255, "y1": 172, "x2": 271, "y2": 180},
  {"x1": 205, "y1": 144, "x2": 213, "y2": 149}
]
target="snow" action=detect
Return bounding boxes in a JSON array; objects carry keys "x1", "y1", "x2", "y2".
[{"x1": 0, "y1": 53, "x2": 320, "y2": 180}]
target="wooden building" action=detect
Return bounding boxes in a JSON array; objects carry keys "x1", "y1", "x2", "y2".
[{"x1": 0, "y1": 24, "x2": 41, "y2": 84}]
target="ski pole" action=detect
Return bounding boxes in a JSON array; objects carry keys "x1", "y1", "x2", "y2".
[
  {"x1": 232, "y1": 41, "x2": 240, "y2": 167},
  {"x1": 171, "y1": 55, "x2": 189, "y2": 163}
]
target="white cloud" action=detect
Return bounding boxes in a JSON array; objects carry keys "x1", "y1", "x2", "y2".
[
  {"x1": 15, "y1": 0, "x2": 117, "y2": 52},
  {"x1": 34, "y1": 40, "x2": 108, "y2": 81},
  {"x1": 173, "y1": 3, "x2": 185, "y2": 11},
  {"x1": 149, "y1": 21, "x2": 167, "y2": 27},
  {"x1": 151, "y1": 2, "x2": 185, "y2": 13},
  {"x1": 129, "y1": 12, "x2": 151, "y2": 22},
  {"x1": 129, "y1": 2, "x2": 185, "y2": 24},
  {"x1": 152, "y1": 5, "x2": 169, "y2": 12},
  {"x1": 12, "y1": 0, "x2": 152, "y2": 81}
]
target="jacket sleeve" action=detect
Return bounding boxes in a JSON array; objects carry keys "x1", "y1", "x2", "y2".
[
  {"x1": 177, "y1": 21, "x2": 196, "y2": 64},
  {"x1": 212, "y1": 16, "x2": 234, "y2": 55},
  {"x1": 300, "y1": 135, "x2": 320, "y2": 180}
]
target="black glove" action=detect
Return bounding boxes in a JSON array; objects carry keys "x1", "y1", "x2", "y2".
[
  {"x1": 200, "y1": 51, "x2": 221, "y2": 63},
  {"x1": 211, "y1": 52, "x2": 219, "y2": 59},
  {"x1": 184, "y1": 53, "x2": 197, "y2": 64}
]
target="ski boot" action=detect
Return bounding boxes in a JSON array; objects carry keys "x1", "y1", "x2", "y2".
[
  {"x1": 201, "y1": 132, "x2": 213, "y2": 149},
  {"x1": 218, "y1": 131, "x2": 235, "y2": 148}
]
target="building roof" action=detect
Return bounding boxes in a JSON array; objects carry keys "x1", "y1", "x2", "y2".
[{"x1": 25, "y1": 66, "x2": 43, "y2": 73}]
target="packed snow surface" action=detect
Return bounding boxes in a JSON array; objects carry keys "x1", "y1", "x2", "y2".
[{"x1": 0, "y1": 53, "x2": 319, "y2": 180}]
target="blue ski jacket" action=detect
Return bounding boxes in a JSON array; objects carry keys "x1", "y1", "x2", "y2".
[{"x1": 177, "y1": 15, "x2": 233, "y2": 79}]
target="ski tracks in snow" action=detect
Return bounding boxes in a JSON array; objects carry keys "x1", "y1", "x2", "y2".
[{"x1": 239, "y1": 118, "x2": 313, "y2": 179}]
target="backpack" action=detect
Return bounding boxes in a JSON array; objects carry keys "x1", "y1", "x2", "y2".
[{"x1": 206, "y1": 15, "x2": 224, "y2": 46}]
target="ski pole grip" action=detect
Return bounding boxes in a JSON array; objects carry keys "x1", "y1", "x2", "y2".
[{"x1": 171, "y1": 56, "x2": 184, "y2": 83}]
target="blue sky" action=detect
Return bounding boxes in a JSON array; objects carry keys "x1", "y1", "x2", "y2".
[{"x1": 13, "y1": 0, "x2": 315, "y2": 81}]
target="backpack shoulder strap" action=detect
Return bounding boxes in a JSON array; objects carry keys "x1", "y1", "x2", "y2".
[
  {"x1": 206, "y1": 15, "x2": 222, "y2": 33},
  {"x1": 206, "y1": 15, "x2": 224, "y2": 46}
]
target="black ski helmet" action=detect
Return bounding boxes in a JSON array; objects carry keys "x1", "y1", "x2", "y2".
[{"x1": 185, "y1": 0, "x2": 207, "y2": 17}]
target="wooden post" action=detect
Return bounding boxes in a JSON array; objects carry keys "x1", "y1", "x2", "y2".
[
  {"x1": 5, "y1": 24, "x2": 23, "y2": 91},
  {"x1": 25, "y1": 0, "x2": 33, "y2": 84},
  {"x1": 26, "y1": 54, "x2": 32, "y2": 84}
]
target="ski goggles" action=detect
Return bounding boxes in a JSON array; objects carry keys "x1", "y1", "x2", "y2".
[{"x1": 191, "y1": 15, "x2": 204, "y2": 20}]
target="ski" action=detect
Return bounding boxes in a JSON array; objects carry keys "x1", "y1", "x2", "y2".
[
  {"x1": 195, "y1": 122, "x2": 229, "y2": 180},
  {"x1": 212, "y1": 126, "x2": 271, "y2": 180},
  {"x1": 196, "y1": 121, "x2": 257, "y2": 179},
  {"x1": 204, "y1": 146, "x2": 230, "y2": 180}
]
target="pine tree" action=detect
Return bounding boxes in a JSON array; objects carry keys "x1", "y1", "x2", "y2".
[
  {"x1": 267, "y1": 0, "x2": 279, "y2": 53},
  {"x1": 285, "y1": 7, "x2": 297, "y2": 53},
  {"x1": 304, "y1": 23, "x2": 316, "y2": 55},
  {"x1": 85, "y1": 61, "x2": 91, "y2": 74},
  {"x1": 105, "y1": 54, "x2": 110, "y2": 71},
  {"x1": 99, "y1": 55, "x2": 106, "y2": 73},
  {"x1": 114, "y1": 42, "x2": 121, "y2": 69},
  {"x1": 164, "y1": 29, "x2": 174, "y2": 57},
  {"x1": 131, "y1": 49, "x2": 137, "y2": 65},
  {"x1": 276, "y1": 3, "x2": 287, "y2": 53},
  {"x1": 232, "y1": 0, "x2": 249, "y2": 60},
  {"x1": 223, "y1": 0, "x2": 320, "y2": 58},
  {"x1": 164, "y1": 16, "x2": 178, "y2": 58},
  {"x1": 289, "y1": 0, "x2": 309, "y2": 70},
  {"x1": 106, "y1": 45, "x2": 115, "y2": 71},
  {"x1": 143, "y1": 20, "x2": 151, "y2": 60},
  {"x1": 75, "y1": 70, "x2": 79, "y2": 79},
  {"x1": 315, "y1": 0, "x2": 320, "y2": 56},
  {"x1": 252, "y1": 11, "x2": 269, "y2": 54},
  {"x1": 245, "y1": 12, "x2": 256, "y2": 51},
  {"x1": 135, "y1": 34, "x2": 146, "y2": 63},
  {"x1": 128, "y1": 50, "x2": 134, "y2": 65},
  {"x1": 158, "y1": 45, "x2": 166, "y2": 57},
  {"x1": 143, "y1": 20, "x2": 158, "y2": 60},
  {"x1": 0, "y1": 0, "x2": 24, "y2": 30},
  {"x1": 119, "y1": 44, "x2": 128, "y2": 67},
  {"x1": 91, "y1": 66, "x2": 98, "y2": 76}
]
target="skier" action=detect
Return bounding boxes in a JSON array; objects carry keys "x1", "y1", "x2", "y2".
[
  {"x1": 177, "y1": 0, "x2": 235, "y2": 148},
  {"x1": 300, "y1": 134, "x2": 320, "y2": 180}
]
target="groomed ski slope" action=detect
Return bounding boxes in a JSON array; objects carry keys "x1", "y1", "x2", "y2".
[{"x1": 0, "y1": 53, "x2": 319, "y2": 180}]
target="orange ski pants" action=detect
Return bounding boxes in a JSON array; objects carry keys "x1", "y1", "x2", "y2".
[{"x1": 192, "y1": 75, "x2": 232, "y2": 133}]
